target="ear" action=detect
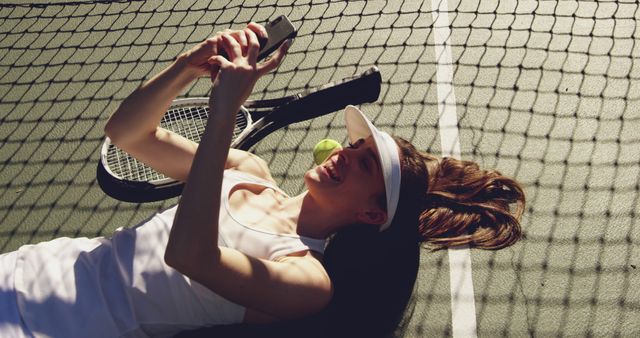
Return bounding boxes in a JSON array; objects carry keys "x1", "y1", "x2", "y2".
[{"x1": 356, "y1": 208, "x2": 387, "y2": 226}]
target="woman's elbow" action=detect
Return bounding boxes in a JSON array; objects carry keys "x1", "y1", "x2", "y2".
[
  {"x1": 164, "y1": 235, "x2": 191, "y2": 272},
  {"x1": 104, "y1": 117, "x2": 153, "y2": 150},
  {"x1": 103, "y1": 114, "x2": 130, "y2": 146},
  {"x1": 164, "y1": 245, "x2": 197, "y2": 276},
  {"x1": 164, "y1": 238, "x2": 220, "y2": 277},
  {"x1": 104, "y1": 102, "x2": 145, "y2": 146},
  {"x1": 164, "y1": 247, "x2": 184, "y2": 271},
  {"x1": 103, "y1": 118, "x2": 119, "y2": 141}
]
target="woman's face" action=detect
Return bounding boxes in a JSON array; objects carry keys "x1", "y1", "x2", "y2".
[{"x1": 305, "y1": 136, "x2": 388, "y2": 225}]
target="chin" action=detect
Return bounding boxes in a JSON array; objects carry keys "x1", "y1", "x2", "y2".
[
  {"x1": 303, "y1": 168, "x2": 313, "y2": 182},
  {"x1": 303, "y1": 170, "x2": 316, "y2": 189},
  {"x1": 303, "y1": 169, "x2": 327, "y2": 197},
  {"x1": 304, "y1": 166, "x2": 321, "y2": 182}
]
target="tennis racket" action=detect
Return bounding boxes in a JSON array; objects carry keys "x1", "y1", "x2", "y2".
[{"x1": 97, "y1": 66, "x2": 382, "y2": 203}]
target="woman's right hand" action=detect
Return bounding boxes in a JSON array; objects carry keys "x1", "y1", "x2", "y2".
[
  {"x1": 178, "y1": 27, "x2": 249, "y2": 78},
  {"x1": 179, "y1": 38, "x2": 217, "y2": 78},
  {"x1": 179, "y1": 23, "x2": 276, "y2": 80},
  {"x1": 207, "y1": 23, "x2": 289, "y2": 114}
]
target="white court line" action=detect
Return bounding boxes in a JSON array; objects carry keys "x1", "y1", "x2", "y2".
[{"x1": 430, "y1": 0, "x2": 478, "y2": 337}]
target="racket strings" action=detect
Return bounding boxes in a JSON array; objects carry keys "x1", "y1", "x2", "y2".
[{"x1": 106, "y1": 106, "x2": 249, "y2": 182}]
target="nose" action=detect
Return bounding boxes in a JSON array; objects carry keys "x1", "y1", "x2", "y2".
[
  {"x1": 342, "y1": 145, "x2": 360, "y2": 156},
  {"x1": 342, "y1": 143, "x2": 364, "y2": 155}
]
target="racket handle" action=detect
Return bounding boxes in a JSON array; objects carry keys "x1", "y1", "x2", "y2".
[
  {"x1": 237, "y1": 67, "x2": 382, "y2": 150},
  {"x1": 279, "y1": 66, "x2": 382, "y2": 123}
]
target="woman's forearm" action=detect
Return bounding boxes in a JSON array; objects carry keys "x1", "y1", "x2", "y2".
[
  {"x1": 104, "y1": 55, "x2": 200, "y2": 146},
  {"x1": 165, "y1": 97, "x2": 239, "y2": 270}
]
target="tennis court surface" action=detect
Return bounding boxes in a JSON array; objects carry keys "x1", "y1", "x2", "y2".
[{"x1": 1, "y1": 1, "x2": 638, "y2": 337}]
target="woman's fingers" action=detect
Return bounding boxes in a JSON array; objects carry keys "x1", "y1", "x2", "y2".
[
  {"x1": 209, "y1": 63, "x2": 221, "y2": 82},
  {"x1": 237, "y1": 30, "x2": 248, "y2": 56},
  {"x1": 211, "y1": 23, "x2": 268, "y2": 62},
  {"x1": 246, "y1": 23, "x2": 268, "y2": 58},
  {"x1": 220, "y1": 33, "x2": 242, "y2": 61},
  {"x1": 207, "y1": 55, "x2": 232, "y2": 81},
  {"x1": 257, "y1": 38, "x2": 291, "y2": 75},
  {"x1": 206, "y1": 22, "x2": 283, "y2": 83},
  {"x1": 207, "y1": 55, "x2": 232, "y2": 67},
  {"x1": 182, "y1": 23, "x2": 269, "y2": 78},
  {"x1": 247, "y1": 22, "x2": 268, "y2": 42},
  {"x1": 205, "y1": 37, "x2": 218, "y2": 58},
  {"x1": 215, "y1": 29, "x2": 249, "y2": 56},
  {"x1": 244, "y1": 28, "x2": 261, "y2": 64}
]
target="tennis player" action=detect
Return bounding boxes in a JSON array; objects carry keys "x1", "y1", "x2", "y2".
[{"x1": 0, "y1": 23, "x2": 525, "y2": 337}]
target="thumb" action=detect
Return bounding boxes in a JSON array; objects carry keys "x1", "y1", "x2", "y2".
[
  {"x1": 209, "y1": 64, "x2": 220, "y2": 82},
  {"x1": 207, "y1": 55, "x2": 230, "y2": 82}
]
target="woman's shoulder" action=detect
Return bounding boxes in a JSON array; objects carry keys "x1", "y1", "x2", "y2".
[{"x1": 226, "y1": 149, "x2": 276, "y2": 184}]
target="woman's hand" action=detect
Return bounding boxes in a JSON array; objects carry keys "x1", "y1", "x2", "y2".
[
  {"x1": 207, "y1": 23, "x2": 290, "y2": 113},
  {"x1": 178, "y1": 30, "x2": 231, "y2": 78},
  {"x1": 179, "y1": 23, "x2": 288, "y2": 83},
  {"x1": 179, "y1": 25, "x2": 258, "y2": 78},
  {"x1": 178, "y1": 36, "x2": 219, "y2": 78}
]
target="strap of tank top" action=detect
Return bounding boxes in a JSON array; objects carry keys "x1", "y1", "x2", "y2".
[{"x1": 224, "y1": 169, "x2": 289, "y2": 197}]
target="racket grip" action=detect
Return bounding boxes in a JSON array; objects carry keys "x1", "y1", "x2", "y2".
[
  {"x1": 279, "y1": 66, "x2": 382, "y2": 123},
  {"x1": 236, "y1": 67, "x2": 382, "y2": 151}
]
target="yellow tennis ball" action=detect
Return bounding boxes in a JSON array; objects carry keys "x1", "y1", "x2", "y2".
[{"x1": 313, "y1": 139, "x2": 342, "y2": 165}]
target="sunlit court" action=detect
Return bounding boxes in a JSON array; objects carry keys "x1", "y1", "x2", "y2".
[{"x1": 0, "y1": 1, "x2": 638, "y2": 337}]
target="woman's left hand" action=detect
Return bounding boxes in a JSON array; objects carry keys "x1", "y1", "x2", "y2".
[{"x1": 208, "y1": 23, "x2": 290, "y2": 114}]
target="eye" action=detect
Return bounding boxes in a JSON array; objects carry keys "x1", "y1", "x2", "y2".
[{"x1": 361, "y1": 158, "x2": 370, "y2": 172}]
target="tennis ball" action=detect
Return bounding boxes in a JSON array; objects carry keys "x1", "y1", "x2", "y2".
[{"x1": 313, "y1": 139, "x2": 342, "y2": 165}]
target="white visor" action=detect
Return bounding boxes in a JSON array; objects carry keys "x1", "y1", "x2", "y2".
[{"x1": 344, "y1": 105, "x2": 401, "y2": 231}]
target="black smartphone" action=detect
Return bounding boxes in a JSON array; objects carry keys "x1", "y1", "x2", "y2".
[{"x1": 258, "y1": 15, "x2": 297, "y2": 61}]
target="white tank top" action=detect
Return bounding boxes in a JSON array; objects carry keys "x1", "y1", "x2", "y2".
[{"x1": 13, "y1": 170, "x2": 326, "y2": 338}]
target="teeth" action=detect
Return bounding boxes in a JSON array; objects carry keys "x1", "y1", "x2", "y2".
[
  {"x1": 321, "y1": 153, "x2": 342, "y2": 182},
  {"x1": 325, "y1": 161, "x2": 340, "y2": 181},
  {"x1": 330, "y1": 168, "x2": 338, "y2": 181}
]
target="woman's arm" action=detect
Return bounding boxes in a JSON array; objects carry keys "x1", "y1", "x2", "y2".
[
  {"x1": 104, "y1": 34, "x2": 220, "y2": 181},
  {"x1": 165, "y1": 25, "x2": 332, "y2": 319},
  {"x1": 104, "y1": 56, "x2": 201, "y2": 181},
  {"x1": 183, "y1": 249, "x2": 333, "y2": 319},
  {"x1": 104, "y1": 32, "x2": 273, "y2": 182}
]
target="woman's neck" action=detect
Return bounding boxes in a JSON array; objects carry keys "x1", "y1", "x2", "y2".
[{"x1": 277, "y1": 191, "x2": 349, "y2": 240}]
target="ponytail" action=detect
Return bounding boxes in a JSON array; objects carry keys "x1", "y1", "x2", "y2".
[{"x1": 392, "y1": 137, "x2": 526, "y2": 250}]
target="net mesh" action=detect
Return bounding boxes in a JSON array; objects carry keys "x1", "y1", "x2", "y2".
[{"x1": 0, "y1": 0, "x2": 638, "y2": 337}]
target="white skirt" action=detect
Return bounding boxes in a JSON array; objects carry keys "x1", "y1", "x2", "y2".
[{"x1": 0, "y1": 251, "x2": 33, "y2": 338}]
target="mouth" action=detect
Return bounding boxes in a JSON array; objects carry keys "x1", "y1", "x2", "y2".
[{"x1": 322, "y1": 153, "x2": 343, "y2": 182}]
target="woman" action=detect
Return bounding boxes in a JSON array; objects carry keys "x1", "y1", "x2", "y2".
[{"x1": 0, "y1": 23, "x2": 525, "y2": 338}]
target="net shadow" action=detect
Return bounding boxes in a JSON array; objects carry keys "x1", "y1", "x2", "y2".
[{"x1": 0, "y1": 0, "x2": 638, "y2": 337}]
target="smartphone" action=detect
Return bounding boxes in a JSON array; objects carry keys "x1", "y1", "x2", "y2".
[{"x1": 258, "y1": 15, "x2": 297, "y2": 61}]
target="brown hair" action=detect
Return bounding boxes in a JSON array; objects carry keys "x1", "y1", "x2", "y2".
[{"x1": 393, "y1": 136, "x2": 526, "y2": 250}]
